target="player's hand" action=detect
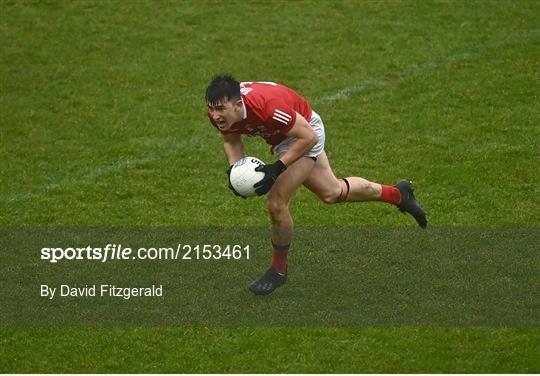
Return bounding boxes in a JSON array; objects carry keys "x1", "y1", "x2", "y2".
[
  {"x1": 254, "y1": 160, "x2": 287, "y2": 196},
  {"x1": 226, "y1": 166, "x2": 246, "y2": 199}
]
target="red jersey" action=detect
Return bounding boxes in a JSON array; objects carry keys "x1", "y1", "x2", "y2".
[{"x1": 208, "y1": 81, "x2": 313, "y2": 146}]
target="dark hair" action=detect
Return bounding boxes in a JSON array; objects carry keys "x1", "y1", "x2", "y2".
[{"x1": 205, "y1": 74, "x2": 241, "y2": 105}]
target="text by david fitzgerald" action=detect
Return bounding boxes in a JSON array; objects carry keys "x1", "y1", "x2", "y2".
[{"x1": 41, "y1": 284, "x2": 163, "y2": 300}]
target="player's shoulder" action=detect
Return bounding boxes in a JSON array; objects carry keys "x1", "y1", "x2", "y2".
[
  {"x1": 240, "y1": 82, "x2": 295, "y2": 126},
  {"x1": 241, "y1": 83, "x2": 288, "y2": 119},
  {"x1": 241, "y1": 82, "x2": 287, "y2": 105},
  {"x1": 241, "y1": 81, "x2": 282, "y2": 90}
]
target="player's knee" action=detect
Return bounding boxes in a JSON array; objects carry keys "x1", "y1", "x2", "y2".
[
  {"x1": 319, "y1": 179, "x2": 350, "y2": 204},
  {"x1": 320, "y1": 192, "x2": 340, "y2": 204},
  {"x1": 319, "y1": 186, "x2": 342, "y2": 204},
  {"x1": 266, "y1": 199, "x2": 289, "y2": 218}
]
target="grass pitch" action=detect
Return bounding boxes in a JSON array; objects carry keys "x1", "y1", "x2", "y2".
[{"x1": 1, "y1": 0, "x2": 539, "y2": 373}]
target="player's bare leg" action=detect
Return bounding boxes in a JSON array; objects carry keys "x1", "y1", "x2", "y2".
[
  {"x1": 303, "y1": 151, "x2": 427, "y2": 227},
  {"x1": 302, "y1": 151, "x2": 380, "y2": 202},
  {"x1": 249, "y1": 156, "x2": 316, "y2": 295}
]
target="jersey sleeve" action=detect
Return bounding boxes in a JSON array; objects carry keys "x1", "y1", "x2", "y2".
[{"x1": 261, "y1": 98, "x2": 297, "y2": 134}]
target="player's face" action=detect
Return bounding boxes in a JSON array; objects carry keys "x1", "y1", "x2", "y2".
[{"x1": 207, "y1": 98, "x2": 243, "y2": 131}]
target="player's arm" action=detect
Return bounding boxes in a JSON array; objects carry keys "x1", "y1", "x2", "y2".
[
  {"x1": 278, "y1": 113, "x2": 318, "y2": 167},
  {"x1": 222, "y1": 132, "x2": 245, "y2": 166},
  {"x1": 222, "y1": 132, "x2": 248, "y2": 198}
]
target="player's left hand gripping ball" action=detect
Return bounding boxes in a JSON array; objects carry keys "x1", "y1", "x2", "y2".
[{"x1": 254, "y1": 160, "x2": 287, "y2": 195}]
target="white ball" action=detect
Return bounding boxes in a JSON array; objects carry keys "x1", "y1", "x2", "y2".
[{"x1": 229, "y1": 157, "x2": 265, "y2": 197}]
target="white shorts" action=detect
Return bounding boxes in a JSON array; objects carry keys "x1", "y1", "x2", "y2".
[{"x1": 274, "y1": 110, "x2": 326, "y2": 158}]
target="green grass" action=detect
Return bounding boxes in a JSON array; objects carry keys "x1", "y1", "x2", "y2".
[
  {"x1": 1, "y1": 328, "x2": 539, "y2": 373},
  {"x1": 1, "y1": 0, "x2": 539, "y2": 373}
]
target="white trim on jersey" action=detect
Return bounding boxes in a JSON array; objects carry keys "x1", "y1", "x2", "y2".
[
  {"x1": 241, "y1": 98, "x2": 247, "y2": 119},
  {"x1": 272, "y1": 109, "x2": 292, "y2": 125}
]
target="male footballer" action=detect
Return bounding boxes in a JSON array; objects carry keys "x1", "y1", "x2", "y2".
[{"x1": 205, "y1": 74, "x2": 427, "y2": 295}]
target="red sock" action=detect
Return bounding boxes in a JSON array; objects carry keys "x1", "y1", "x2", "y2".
[
  {"x1": 380, "y1": 185, "x2": 401, "y2": 205},
  {"x1": 270, "y1": 242, "x2": 289, "y2": 275}
]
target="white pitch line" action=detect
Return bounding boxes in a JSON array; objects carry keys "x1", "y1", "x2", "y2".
[
  {"x1": 312, "y1": 29, "x2": 539, "y2": 104},
  {"x1": 2, "y1": 29, "x2": 539, "y2": 205},
  {"x1": 2, "y1": 133, "x2": 204, "y2": 204}
]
